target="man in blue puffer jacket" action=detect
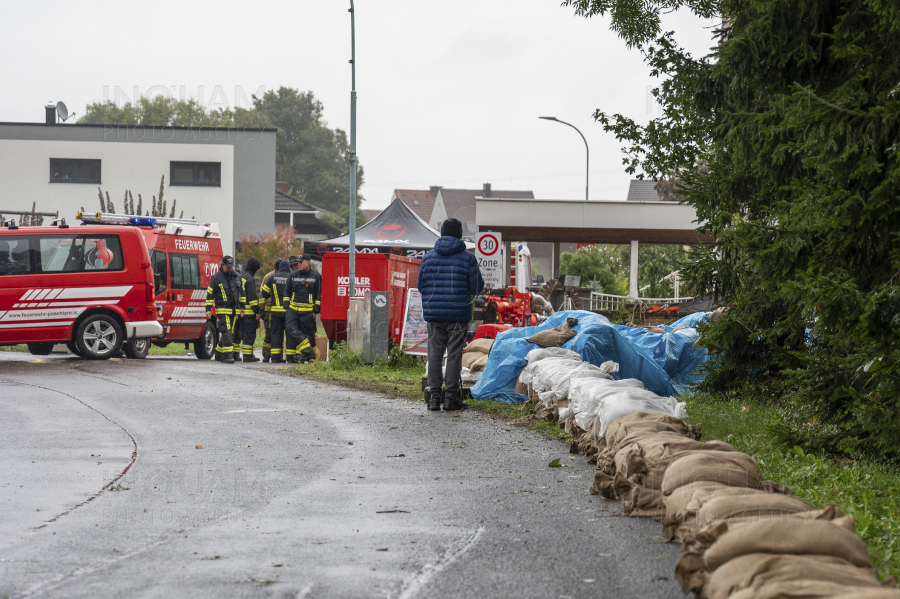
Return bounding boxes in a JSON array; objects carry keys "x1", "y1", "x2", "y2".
[{"x1": 417, "y1": 218, "x2": 485, "y2": 411}]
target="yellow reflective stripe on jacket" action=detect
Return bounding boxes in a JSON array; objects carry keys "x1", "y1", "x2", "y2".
[
  {"x1": 290, "y1": 302, "x2": 314, "y2": 311},
  {"x1": 219, "y1": 283, "x2": 227, "y2": 301},
  {"x1": 216, "y1": 308, "x2": 235, "y2": 315}
]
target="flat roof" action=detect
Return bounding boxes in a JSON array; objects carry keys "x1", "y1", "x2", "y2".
[
  {"x1": 0, "y1": 122, "x2": 278, "y2": 132},
  {"x1": 476, "y1": 197, "x2": 712, "y2": 245}
]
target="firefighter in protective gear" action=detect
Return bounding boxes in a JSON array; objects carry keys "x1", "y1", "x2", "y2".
[
  {"x1": 235, "y1": 257, "x2": 262, "y2": 362},
  {"x1": 285, "y1": 253, "x2": 321, "y2": 364},
  {"x1": 258, "y1": 259, "x2": 283, "y2": 362},
  {"x1": 259, "y1": 259, "x2": 291, "y2": 363},
  {"x1": 205, "y1": 255, "x2": 243, "y2": 364}
]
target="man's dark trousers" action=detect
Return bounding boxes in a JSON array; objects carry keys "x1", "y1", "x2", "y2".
[
  {"x1": 286, "y1": 309, "x2": 316, "y2": 358},
  {"x1": 270, "y1": 314, "x2": 286, "y2": 361},
  {"x1": 426, "y1": 321, "x2": 467, "y2": 404}
]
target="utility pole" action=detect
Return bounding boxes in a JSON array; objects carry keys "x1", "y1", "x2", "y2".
[{"x1": 348, "y1": 0, "x2": 358, "y2": 315}]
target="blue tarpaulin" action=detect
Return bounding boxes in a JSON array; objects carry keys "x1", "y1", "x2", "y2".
[{"x1": 470, "y1": 310, "x2": 712, "y2": 404}]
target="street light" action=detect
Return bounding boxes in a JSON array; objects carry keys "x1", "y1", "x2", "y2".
[
  {"x1": 539, "y1": 116, "x2": 589, "y2": 201},
  {"x1": 348, "y1": 1, "x2": 358, "y2": 307}
]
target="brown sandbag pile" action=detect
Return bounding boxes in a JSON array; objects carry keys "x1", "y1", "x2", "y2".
[
  {"x1": 728, "y1": 582, "x2": 900, "y2": 599},
  {"x1": 666, "y1": 491, "x2": 819, "y2": 544},
  {"x1": 462, "y1": 338, "x2": 493, "y2": 370},
  {"x1": 676, "y1": 519, "x2": 877, "y2": 596},
  {"x1": 537, "y1": 401, "x2": 898, "y2": 598},
  {"x1": 526, "y1": 317, "x2": 578, "y2": 348},
  {"x1": 704, "y1": 553, "x2": 891, "y2": 599},
  {"x1": 662, "y1": 452, "x2": 764, "y2": 496}
]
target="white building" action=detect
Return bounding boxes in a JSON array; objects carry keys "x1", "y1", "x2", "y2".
[{"x1": 0, "y1": 114, "x2": 276, "y2": 255}]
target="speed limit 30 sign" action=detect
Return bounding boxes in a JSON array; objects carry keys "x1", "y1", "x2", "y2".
[{"x1": 476, "y1": 232, "x2": 503, "y2": 289}]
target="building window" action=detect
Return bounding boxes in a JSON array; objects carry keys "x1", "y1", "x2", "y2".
[
  {"x1": 49, "y1": 158, "x2": 101, "y2": 184},
  {"x1": 170, "y1": 161, "x2": 221, "y2": 187}
]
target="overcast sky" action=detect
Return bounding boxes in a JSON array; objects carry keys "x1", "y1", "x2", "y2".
[{"x1": 1, "y1": 0, "x2": 717, "y2": 210}]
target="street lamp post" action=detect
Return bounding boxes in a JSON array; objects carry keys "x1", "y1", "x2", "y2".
[
  {"x1": 539, "y1": 116, "x2": 589, "y2": 201},
  {"x1": 348, "y1": 1, "x2": 358, "y2": 311}
]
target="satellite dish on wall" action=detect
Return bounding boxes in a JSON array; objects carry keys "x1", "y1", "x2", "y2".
[{"x1": 56, "y1": 101, "x2": 75, "y2": 122}]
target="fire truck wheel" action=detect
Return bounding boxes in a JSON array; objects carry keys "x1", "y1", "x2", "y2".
[
  {"x1": 26, "y1": 342, "x2": 54, "y2": 356},
  {"x1": 194, "y1": 321, "x2": 217, "y2": 360},
  {"x1": 75, "y1": 314, "x2": 124, "y2": 360},
  {"x1": 123, "y1": 338, "x2": 151, "y2": 359},
  {"x1": 66, "y1": 341, "x2": 83, "y2": 357}
]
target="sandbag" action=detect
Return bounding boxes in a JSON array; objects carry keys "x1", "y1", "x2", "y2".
[
  {"x1": 664, "y1": 481, "x2": 731, "y2": 516},
  {"x1": 662, "y1": 452, "x2": 762, "y2": 496},
  {"x1": 465, "y1": 338, "x2": 493, "y2": 354},
  {"x1": 703, "y1": 520, "x2": 873, "y2": 570},
  {"x1": 525, "y1": 317, "x2": 578, "y2": 347},
  {"x1": 605, "y1": 412, "x2": 702, "y2": 449},
  {"x1": 724, "y1": 580, "x2": 900, "y2": 599},
  {"x1": 695, "y1": 491, "x2": 817, "y2": 530},
  {"x1": 524, "y1": 347, "x2": 581, "y2": 363},
  {"x1": 597, "y1": 388, "x2": 688, "y2": 437},
  {"x1": 622, "y1": 483, "x2": 666, "y2": 517},
  {"x1": 462, "y1": 351, "x2": 486, "y2": 369},
  {"x1": 705, "y1": 553, "x2": 884, "y2": 599},
  {"x1": 469, "y1": 354, "x2": 489, "y2": 372}
]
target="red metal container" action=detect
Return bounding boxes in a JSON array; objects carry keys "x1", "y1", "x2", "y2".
[{"x1": 320, "y1": 253, "x2": 420, "y2": 344}]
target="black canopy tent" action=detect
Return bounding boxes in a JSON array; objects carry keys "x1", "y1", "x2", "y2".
[{"x1": 303, "y1": 197, "x2": 474, "y2": 260}]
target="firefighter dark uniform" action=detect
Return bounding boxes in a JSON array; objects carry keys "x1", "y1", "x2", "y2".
[
  {"x1": 258, "y1": 260, "x2": 281, "y2": 362},
  {"x1": 259, "y1": 261, "x2": 291, "y2": 363},
  {"x1": 206, "y1": 256, "x2": 243, "y2": 364},
  {"x1": 286, "y1": 254, "x2": 321, "y2": 363},
  {"x1": 235, "y1": 257, "x2": 261, "y2": 362}
]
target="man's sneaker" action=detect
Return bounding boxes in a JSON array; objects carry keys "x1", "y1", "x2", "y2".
[
  {"x1": 428, "y1": 396, "x2": 442, "y2": 411},
  {"x1": 243, "y1": 354, "x2": 260, "y2": 363},
  {"x1": 443, "y1": 401, "x2": 468, "y2": 412},
  {"x1": 222, "y1": 353, "x2": 235, "y2": 364}
]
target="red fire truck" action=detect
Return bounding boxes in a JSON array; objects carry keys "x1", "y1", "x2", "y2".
[
  {"x1": 78, "y1": 212, "x2": 225, "y2": 359},
  {"x1": 0, "y1": 216, "x2": 162, "y2": 359}
]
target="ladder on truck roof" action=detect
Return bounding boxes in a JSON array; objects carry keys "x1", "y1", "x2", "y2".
[{"x1": 77, "y1": 212, "x2": 220, "y2": 238}]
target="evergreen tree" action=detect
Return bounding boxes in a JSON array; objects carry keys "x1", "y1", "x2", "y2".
[{"x1": 567, "y1": 0, "x2": 900, "y2": 457}]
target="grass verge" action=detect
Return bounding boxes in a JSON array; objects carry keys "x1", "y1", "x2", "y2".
[{"x1": 687, "y1": 393, "x2": 900, "y2": 581}]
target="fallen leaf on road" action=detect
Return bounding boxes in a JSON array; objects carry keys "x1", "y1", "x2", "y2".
[
  {"x1": 375, "y1": 548, "x2": 388, "y2": 551},
  {"x1": 583, "y1": 579, "x2": 596, "y2": 583},
  {"x1": 195, "y1": 445, "x2": 203, "y2": 449},
  {"x1": 548, "y1": 459, "x2": 561, "y2": 468}
]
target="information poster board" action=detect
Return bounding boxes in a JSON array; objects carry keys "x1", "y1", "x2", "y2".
[
  {"x1": 476, "y1": 232, "x2": 503, "y2": 289},
  {"x1": 400, "y1": 288, "x2": 428, "y2": 355}
]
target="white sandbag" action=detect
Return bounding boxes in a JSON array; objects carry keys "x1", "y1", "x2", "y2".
[
  {"x1": 570, "y1": 377, "x2": 646, "y2": 432},
  {"x1": 460, "y1": 367, "x2": 483, "y2": 384},
  {"x1": 518, "y1": 356, "x2": 575, "y2": 391},
  {"x1": 525, "y1": 347, "x2": 582, "y2": 364},
  {"x1": 597, "y1": 388, "x2": 687, "y2": 437},
  {"x1": 547, "y1": 362, "x2": 615, "y2": 402}
]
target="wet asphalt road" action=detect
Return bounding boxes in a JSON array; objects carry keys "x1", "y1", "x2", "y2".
[{"x1": 0, "y1": 351, "x2": 683, "y2": 599}]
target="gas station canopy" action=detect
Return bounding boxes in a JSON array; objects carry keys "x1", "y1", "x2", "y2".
[{"x1": 305, "y1": 198, "x2": 473, "y2": 260}]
